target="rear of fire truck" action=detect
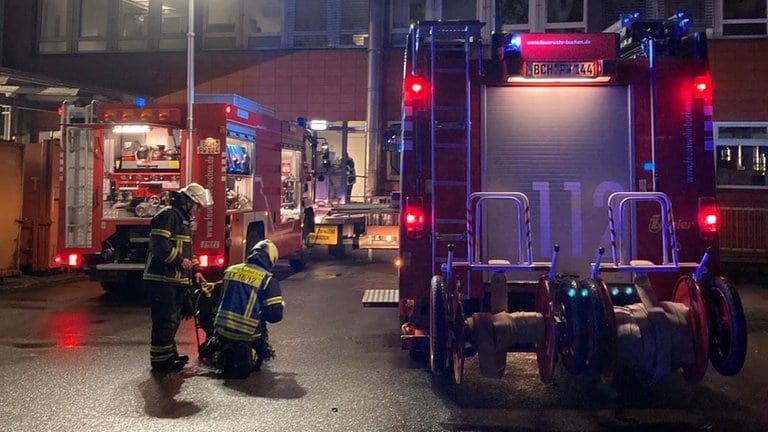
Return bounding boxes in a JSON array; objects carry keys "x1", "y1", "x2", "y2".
[
  {"x1": 56, "y1": 95, "x2": 312, "y2": 294},
  {"x1": 381, "y1": 13, "x2": 747, "y2": 387},
  {"x1": 56, "y1": 101, "x2": 187, "y2": 293}
]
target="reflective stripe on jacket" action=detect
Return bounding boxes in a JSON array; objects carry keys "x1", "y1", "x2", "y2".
[
  {"x1": 215, "y1": 263, "x2": 283, "y2": 342},
  {"x1": 143, "y1": 206, "x2": 195, "y2": 285}
]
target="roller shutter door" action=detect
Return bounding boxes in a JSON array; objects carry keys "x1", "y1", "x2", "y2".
[{"x1": 482, "y1": 85, "x2": 633, "y2": 277}]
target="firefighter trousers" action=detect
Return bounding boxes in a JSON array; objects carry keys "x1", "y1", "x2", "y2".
[{"x1": 148, "y1": 280, "x2": 187, "y2": 364}]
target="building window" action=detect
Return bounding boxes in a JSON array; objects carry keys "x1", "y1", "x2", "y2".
[
  {"x1": 719, "y1": 0, "x2": 768, "y2": 36},
  {"x1": 39, "y1": 0, "x2": 72, "y2": 53},
  {"x1": 292, "y1": 0, "x2": 328, "y2": 47},
  {"x1": 715, "y1": 123, "x2": 768, "y2": 188},
  {"x1": 200, "y1": 0, "x2": 367, "y2": 50},
  {"x1": 203, "y1": 0, "x2": 240, "y2": 49},
  {"x1": 544, "y1": 0, "x2": 586, "y2": 32},
  {"x1": 499, "y1": 0, "x2": 530, "y2": 31},
  {"x1": 287, "y1": 0, "x2": 369, "y2": 48},
  {"x1": 390, "y1": 0, "x2": 426, "y2": 46},
  {"x1": 160, "y1": 0, "x2": 188, "y2": 50},
  {"x1": 245, "y1": 0, "x2": 283, "y2": 49},
  {"x1": 498, "y1": 0, "x2": 587, "y2": 35},
  {"x1": 78, "y1": 0, "x2": 109, "y2": 51},
  {"x1": 441, "y1": 0, "x2": 477, "y2": 20},
  {"x1": 340, "y1": 0, "x2": 369, "y2": 46},
  {"x1": 39, "y1": 0, "x2": 190, "y2": 53},
  {"x1": 118, "y1": 0, "x2": 150, "y2": 50}
]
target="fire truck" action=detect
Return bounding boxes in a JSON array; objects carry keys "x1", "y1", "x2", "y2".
[
  {"x1": 365, "y1": 14, "x2": 748, "y2": 387},
  {"x1": 57, "y1": 94, "x2": 313, "y2": 294}
]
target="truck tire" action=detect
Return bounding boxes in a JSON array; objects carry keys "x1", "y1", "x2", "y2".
[
  {"x1": 289, "y1": 257, "x2": 306, "y2": 272},
  {"x1": 429, "y1": 275, "x2": 450, "y2": 377},
  {"x1": 706, "y1": 276, "x2": 747, "y2": 376},
  {"x1": 100, "y1": 282, "x2": 121, "y2": 293}
]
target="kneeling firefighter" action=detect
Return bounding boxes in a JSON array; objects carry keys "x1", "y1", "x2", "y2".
[{"x1": 201, "y1": 239, "x2": 284, "y2": 378}]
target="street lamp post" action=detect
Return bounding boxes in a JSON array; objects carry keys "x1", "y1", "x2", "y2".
[{"x1": 186, "y1": 0, "x2": 195, "y2": 185}]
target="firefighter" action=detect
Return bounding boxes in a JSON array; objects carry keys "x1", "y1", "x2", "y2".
[
  {"x1": 205, "y1": 239, "x2": 284, "y2": 379},
  {"x1": 144, "y1": 182, "x2": 213, "y2": 372},
  {"x1": 345, "y1": 155, "x2": 356, "y2": 199}
]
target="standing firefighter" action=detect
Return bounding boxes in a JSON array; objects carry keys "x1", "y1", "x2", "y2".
[
  {"x1": 345, "y1": 155, "x2": 356, "y2": 200},
  {"x1": 144, "y1": 182, "x2": 213, "y2": 371},
  {"x1": 202, "y1": 239, "x2": 284, "y2": 379}
]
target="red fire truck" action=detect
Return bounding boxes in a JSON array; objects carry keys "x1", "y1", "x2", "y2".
[
  {"x1": 368, "y1": 15, "x2": 747, "y2": 387},
  {"x1": 56, "y1": 94, "x2": 313, "y2": 294}
]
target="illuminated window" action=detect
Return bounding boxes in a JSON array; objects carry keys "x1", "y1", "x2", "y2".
[
  {"x1": 39, "y1": 0, "x2": 71, "y2": 53},
  {"x1": 77, "y1": 0, "x2": 109, "y2": 51},
  {"x1": 245, "y1": 0, "x2": 283, "y2": 48},
  {"x1": 160, "y1": 0, "x2": 188, "y2": 49},
  {"x1": 340, "y1": 0, "x2": 369, "y2": 46},
  {"x1": 38, "y1": 0, "x2": 189, "y2": 53},
  {"x1": 118, "y1": 0, "x2": 150, "y2": 50},
  {"x1": 714, "y1": 123, "x2": 768, "y2": 188}
]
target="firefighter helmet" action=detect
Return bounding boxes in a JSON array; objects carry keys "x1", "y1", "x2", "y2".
[
  {"x1": 179, "y1": 183, "x2": 213, "y2": 207},
  {"x1": 251, "y1": 239, "x2": 279, "y2": 268}
]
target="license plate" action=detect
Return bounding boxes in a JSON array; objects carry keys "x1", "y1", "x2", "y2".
[{"x1": 525, "y1": 61, "x2": 597, "y2": 78}]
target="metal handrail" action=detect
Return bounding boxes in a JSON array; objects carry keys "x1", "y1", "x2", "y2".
[
  {"x1": 465, "y1": 192, "x2": 533, "y2": 266},
  {"x1": 597, "y1": 191, "x2": 682, "y2": 272}
]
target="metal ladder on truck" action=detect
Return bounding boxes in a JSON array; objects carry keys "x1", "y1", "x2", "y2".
[
  {"x1": 61, "y1": 101, "x2": 97, "y2": 250},
  {"x1": 415, "y1": 20, "x2": 484, "y2": 278}
]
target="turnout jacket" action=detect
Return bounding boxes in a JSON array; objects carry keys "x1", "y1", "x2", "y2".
[
  {"x1": 143, "y1": 205, "x2": 197, "y2": 286},
  {"x1": 214, "y1": 262, "x2": 284, "y2": 342}
]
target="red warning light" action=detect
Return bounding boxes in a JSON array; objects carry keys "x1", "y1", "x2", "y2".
[
  {"x1": 408, "y1": 76, "x2": 427, "y2": 95},
  {"x1": 697, "y1": 196, "x2": 719, "y2": 240},
  {"x1": 693, "y1": 75, "x2": 712, "y2": 103},
  {"x1": 404, "y1": 197, "x2": 426, "y2": 239},
  {"x1": 404, "y1": 76, "x2": 429, "y2": 110},
  {"x1": 224, "y1": 105, "x2": 232, "y2": 114}
]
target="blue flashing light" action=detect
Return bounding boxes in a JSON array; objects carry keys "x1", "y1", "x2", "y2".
[
  {"x1": 504, "y1": 33, "x2": 521, "y2": 54},
  {"x1": 611, "y1": 287, "x2": 620, "y2": 296},
  {"x1": 620, "y1": 11, "x2": 642, "y2": 28},
  {"x1": 580, "y1": 288, "x2": 589, "y2": 297},
  {"x1": 134, "y1": 97, "x2": 147, "y2": 108},
  {"x1": 567, "y1": 288, "x2": 577, "y2": 298},
  {"x1": 675, "y1": 10, "x2": 692, "y2": 31},
  {"x1": 296, "y1": 116, "x2": 307, "y2": 128},
  {"x1": 624, "y1": 286, "x2": 634, "y2": 295},
  {"x1": 643, "y1": 162, "x2": 654, "y2": 171}
]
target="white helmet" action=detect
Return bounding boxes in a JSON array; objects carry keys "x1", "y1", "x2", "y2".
[{"x1": 180, "y1": 182, "x2": 213, "y2": 207}]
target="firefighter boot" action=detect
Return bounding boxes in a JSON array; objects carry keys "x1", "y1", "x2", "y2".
[
  {"x1": 173, "y1": 354, "x2": 190, "y2": 364},
  {"x1": 219, "y1": 343, "x2": 252, "y2": 379},
  {"x1": 151, "y1": 358, "x2": 186, "y2": 372},
  {"x1": 251, "y1": 337, "x2": 275, "y2": 372}
]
